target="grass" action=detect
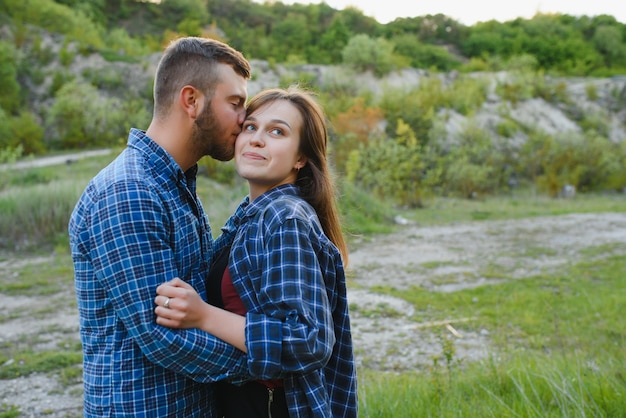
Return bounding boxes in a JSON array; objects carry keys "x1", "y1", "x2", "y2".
[
  {"x1": 406, "y1": 189, "x2": 626, "y2": 226},
  {"x1": 358, "y1": 254, "x2": 626, "y2": 416},
  {"x1": 1, "y1": 152, "x2": 625, "y2": 415}
]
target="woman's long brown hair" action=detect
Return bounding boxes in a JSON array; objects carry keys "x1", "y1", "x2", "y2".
[{"x1": 245, "y1": 86, "x2": 349, "y2": 265}]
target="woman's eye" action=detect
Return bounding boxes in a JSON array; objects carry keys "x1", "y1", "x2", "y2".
[
  {"x1": 270, "y1": 128, "x2": 283, "y2": 136},
  {"x1": 244, "y1": 124, "x2": 256, "y2": 132}
]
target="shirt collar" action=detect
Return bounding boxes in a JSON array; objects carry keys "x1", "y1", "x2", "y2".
[
  {"x1": 128, "y1": 128, "x2": 197, "y2": 189},
  {"x1": 243, "y1": 184, "x2": 301, "y2": 219}
]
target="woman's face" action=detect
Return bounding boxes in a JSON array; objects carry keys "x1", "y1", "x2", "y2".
[{"x1": 235, "y1": 100, "x2": 306, "y2": 200}]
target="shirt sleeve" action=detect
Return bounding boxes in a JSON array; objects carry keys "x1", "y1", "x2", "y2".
[
  {"x1": 87, "y1": 180, "x2": 249, "y2": 382},
  {"x1": 244, "y1": 218, "x2": 335, "y2": 379}
]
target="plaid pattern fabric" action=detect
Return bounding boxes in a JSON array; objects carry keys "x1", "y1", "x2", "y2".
[
  {"x1": 69, "y1": 129, "x2": 248, "y2": 417},
  {"x1": 228, "y1": 184, "x2": 358, "y2": 417}
]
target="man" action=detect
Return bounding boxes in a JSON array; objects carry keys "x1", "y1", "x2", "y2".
[{"x1": 68, "y1": 37, "x2": 251, "y2": 417}]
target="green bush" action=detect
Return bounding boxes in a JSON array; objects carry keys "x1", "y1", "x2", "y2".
[
  {"x1": 46, "y1": 80, "x2": 148, "y2": 149},
  {"x1": 347, "y1": 119, "x2": 432, "y2": 208},
  {"x1": 342, "y1": 34, "x2": 394, "y2": 77},
  {"x1": 379, "y1": 87, "x2": 435, "y2": 143},
  {"x1": 0, "y1": 41, "x2": 21, "y2": 114},
  {"x1": 393, "y1": 34, "x2": 462, "y2": 71},
  {"x1": 5, "y1": 111, "x2": 46, "y2": 155},
  {"x1": 517, "y1": 131, "x2": 626, "y2": 196},
  {"x1": 439, "y1": 123, "x2": 503, "y2": 197}
]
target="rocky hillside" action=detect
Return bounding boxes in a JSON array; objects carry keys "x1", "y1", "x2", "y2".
[{"x1": 14, "y1": 28, "x2": 626, "y2": 150}]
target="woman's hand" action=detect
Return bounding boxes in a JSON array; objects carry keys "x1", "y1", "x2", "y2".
[
  {"x1": 154, "y1": 278, "x2": 209, "y2": 329},
  {"x1": 155, "y1": 278, "x2": 248, "y2": 352}
]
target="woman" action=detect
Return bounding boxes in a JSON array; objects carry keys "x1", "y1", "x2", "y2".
[{"x1": 155, "y1": 86, "x2": 358, "y2": 417}]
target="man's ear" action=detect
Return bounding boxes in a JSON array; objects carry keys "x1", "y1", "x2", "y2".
[{"x1": 179, "y1": 85, "x2": 200, "y2": 118}]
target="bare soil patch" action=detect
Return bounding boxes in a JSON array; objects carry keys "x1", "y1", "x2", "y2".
[{"x1": 1, "y1": 212, "x2": 625, "y2": 416}]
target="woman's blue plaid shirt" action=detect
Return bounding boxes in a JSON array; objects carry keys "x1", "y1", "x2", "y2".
[{"x1": 223, "y1": 184, "x2": 358, "y2": 417}]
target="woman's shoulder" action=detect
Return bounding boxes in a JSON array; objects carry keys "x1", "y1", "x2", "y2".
[
  {"x1": 257, "y1": 188, "x2": 319, "y2": 230},
  {"x1": 263, "y1": 194, "x2": 314, "y2": 220}
]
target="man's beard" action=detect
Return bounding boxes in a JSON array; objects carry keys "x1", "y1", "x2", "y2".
[{"x1": 191, "y1": 102, "x2": 235, "y2": 162}]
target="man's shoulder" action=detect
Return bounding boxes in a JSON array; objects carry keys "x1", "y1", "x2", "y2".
[{"x1": 90, "y1": 148, "x2": 157, "y2": 190}]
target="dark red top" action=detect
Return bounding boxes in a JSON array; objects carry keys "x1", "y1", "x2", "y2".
[{"x1": 221, "y1": 267, "x2": 283, "y2": 389}]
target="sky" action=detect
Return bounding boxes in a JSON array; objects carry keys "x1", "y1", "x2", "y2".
[{"x1": 262, "y1": 0, "x2": 626, "y2": 25}]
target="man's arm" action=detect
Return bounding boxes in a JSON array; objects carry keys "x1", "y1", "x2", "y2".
[{"x1": 88, "y1": 180, "x2": 249, "y2": 382}]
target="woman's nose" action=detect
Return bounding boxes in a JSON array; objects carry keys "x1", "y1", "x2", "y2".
[{"x1": 249, "y1": 131, "x2": 264, "y2": 146}]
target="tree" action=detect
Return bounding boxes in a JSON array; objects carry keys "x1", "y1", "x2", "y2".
[
  {"x1": 46, "y1": 81, "x2": 137, "y2": 149},
  {"x1": 593, "y1": 25, "x2": 626, "y2": 68},
  {"x1": 316, "y1": 15, "x2": 352, "y2": 64},
  {"x1": 392, "y1": 34, "x2": 461, "y2": 71},
  {"x1": 342, "y1": 34, "x2": 394, "y2": 76}
]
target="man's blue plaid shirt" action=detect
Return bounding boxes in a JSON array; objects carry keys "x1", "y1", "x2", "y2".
[
  {"x1": 224, "y1": 184, "x2": 358, "y2": 417},
  {"x1": 68, "y1": 129, "x2": 248, "y2": 417}
]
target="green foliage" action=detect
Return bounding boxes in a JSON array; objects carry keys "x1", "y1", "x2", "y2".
[
  {"x1": 462, "y1": 14, "x2": 608, "y2": 75},
  {"x1": 0, "y1": 404, "x2": 20, "y2": 418},
  {"x1": 347, "y1": 120, "x2": 433, "y2": 208},
  {"x1": 278, "y1": 70, "x2": 318, "y2": 89},
  {"x1": 517, "y1": 131, "x2": 626, "y2": 196},
  {"x1": 379, "y1": 90, "x2": 427, "y2": 142},
  {"x1": 82, "y1": 67, "x2": 125, "y2": 90},
  {"x1": 392, "y1": 34, "x2": 461, "y2": 71},
  {"x1": 0, "y1": 41, "x2": 21, "y2": 114},
  {"x1": 4, "y1": 0, "x2": 104, "y2": 50},
  {"x1": 101, "y1": 28, "x2": 148, "y2": 59},
  {"x1": 316, "y1": 15, "x2": 352, "y2": 64},
  {"x1": 342, "y1": 34, "x2": 394, "y2": 77},
  {"x1": 1, "y1": 0, "x2": 625, "y2": 210},
  {"x1": 161, "y1": 0, "x2": 209, "y2": 27},
  {"x1": 439, "y1": 123, "x2": 503, "y2": 197},
  {"x1": 58, "y1": 41, "x2": 75, "y2": 67},
  {"x1": 0, "y1": 109, "x2": 12, "y2": 149},
  {"x1": 495, "y1": 117, "x2": 520, "y2": 138},
  {"x1": 496, "y1": 73, "x2": 536, "y2": 105},
  {"x1": 593, "y1": 25, "x2": 626, "y2": 68},
  {"x1": 585, "y1": 83, "x2": 599, "y2": 100},
  {"x1": 0, "y1": 144, "x2": 23, "y2": 167},
  {"x1": 443, "y1": 76, "x2": 489, "y2": 115},
  {"x1": 45, "y1": 80, "x2": 148, "y2": 149},
  {"x1": 49, "y1": 70, "x2": 76, "y2": 97},
  {"x1": 3, "y1": 111, "x2": 46, "y2": 155}
]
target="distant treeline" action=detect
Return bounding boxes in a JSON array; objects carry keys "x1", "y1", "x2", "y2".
[{"x1": 3, "y1": 0, "x2": 626, "y2": 75}]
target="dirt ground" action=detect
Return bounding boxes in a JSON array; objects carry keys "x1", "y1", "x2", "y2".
[{"x1": 1, "y1": 211, "x2": 625, "y2": 417}]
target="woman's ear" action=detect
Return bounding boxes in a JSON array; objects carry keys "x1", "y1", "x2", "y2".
[{"x1": 295, "y1": 157, "x2": 308, "y2": 170}]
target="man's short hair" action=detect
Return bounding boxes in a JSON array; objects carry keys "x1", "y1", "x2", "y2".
[{"x1": 153, "y1": 37, "x2": 251, "y2": 118}]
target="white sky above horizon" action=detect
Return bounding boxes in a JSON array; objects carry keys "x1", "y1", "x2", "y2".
[{"x1": 254, "y1": 0, "x2": 626, "y2": 25}]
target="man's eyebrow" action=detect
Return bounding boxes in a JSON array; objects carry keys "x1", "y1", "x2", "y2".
[{"x1": 234, "y1": 95, "x2": 246, "y2": 105}]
